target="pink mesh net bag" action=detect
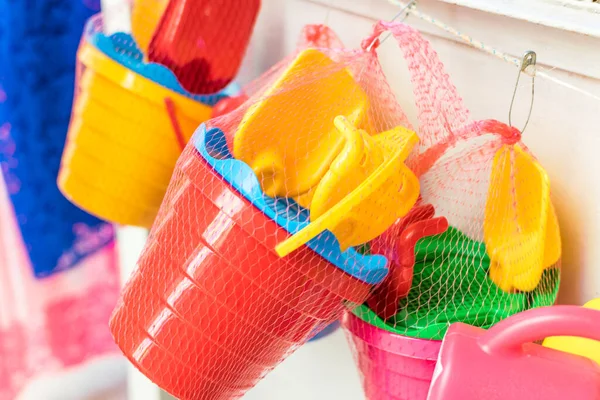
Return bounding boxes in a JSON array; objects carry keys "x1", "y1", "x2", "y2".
[
  {"x1": 0, "y1": 172, "x2": 121, "y2": 400},
  {"x1": 109, "y1": 24, "x2": 422, "y2": 400},
  {"x1": 342, "y1": 21, "x2": 561, "y2": 400}
]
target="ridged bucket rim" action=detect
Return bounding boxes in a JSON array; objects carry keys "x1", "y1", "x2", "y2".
[{"x1": 342, "y1": 310, "x2": 441, "y2": 360}]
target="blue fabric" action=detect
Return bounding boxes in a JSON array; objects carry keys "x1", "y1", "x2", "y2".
[{"x1": 0, "y1": 1, "x2": 113, "y2": 278}]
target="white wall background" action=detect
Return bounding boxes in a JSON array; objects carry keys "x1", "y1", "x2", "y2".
[{"x1": 113, "y1": 0, "x2": 600, "y2": 399}]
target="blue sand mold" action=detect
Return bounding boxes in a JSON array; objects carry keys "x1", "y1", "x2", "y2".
[
  {"x1": 193, "y1": 124, "x2": 389, "y2": 285},
  {"x1": 85, "y1": 22, "x2": 239, "y2": 106}
]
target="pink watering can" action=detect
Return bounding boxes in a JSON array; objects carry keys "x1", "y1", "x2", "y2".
[{"x1": 428, "y1": 306, "x2": 600, "y2": 400}]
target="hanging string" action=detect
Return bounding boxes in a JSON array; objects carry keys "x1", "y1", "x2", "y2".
[
  {"x1": 388, "y1": 0, "x2": 600, "y2": 102},
  {"x1": 509, "y1": 51, "x2": 537, "y2": 133},
  {"x1": 366, "y1": 0, "x2": 416, "y2": 50},
  {"x1": 323, "y1": 0, "x2": 336, "y2": 26}
]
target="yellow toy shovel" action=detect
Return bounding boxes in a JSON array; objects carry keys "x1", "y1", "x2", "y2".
[
  {"x1": 275, "y1": 116, "x2": 420, "y2": 257},
  {"x1": 484, "y1": 144, "x2": 561, "y2": 292},
  {"x1": 233, "y1": 49, "x2": 370, "y2": 207}
]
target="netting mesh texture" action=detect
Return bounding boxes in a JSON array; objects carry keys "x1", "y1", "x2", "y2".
[
  {"x1": 342, "y1": 22, "x2": 561, "y2": 400},
  {"x1": 106, "y1": 15, "x2": 561, "y2": 400}
]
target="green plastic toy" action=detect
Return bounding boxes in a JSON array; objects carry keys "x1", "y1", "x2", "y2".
[{"x1": 354, "y1": 226, "x2": 560, "y2": 340}]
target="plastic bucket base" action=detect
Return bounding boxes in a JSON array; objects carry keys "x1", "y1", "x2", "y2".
[
  {"x1": 342, "y1": 311, "x2": 441, "y2": 400},
  {"x1": 58, "y1": 168, "x2": 159, "y2": 227},
  {"x1": 109, "y1": 151, "x2": 376, "y2": 399}
]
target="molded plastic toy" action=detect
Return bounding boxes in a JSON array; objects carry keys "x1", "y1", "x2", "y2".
[
  {"x1": 368, "y1": 204, "x2": 449, "y2": 320},
  {"x1": 148, "y1": 0, "x2": 261, "y2": 94},
  {"x1": 484, "y1": 144, "x2": 561, "y2": 292},
  {"x1": 351, "y1": 225, "x2": 560, "y2": 340},
  {"x1": 197, "y1": 124, "x2": 388, "y2": 283},
  {"x1": 428, "y1": 306, "x2": 600, "y2": 400},
  {"x1": 275, "y1": 116, "x2": 420, "y2": 256},
  {"x1": 544, "y1": 298, "x2": 600, "y2": 366},
  {"x1": 233, "y1": 49, "x2": 370, "y2": 207}
]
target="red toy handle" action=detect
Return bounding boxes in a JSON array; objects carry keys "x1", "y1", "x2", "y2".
[
  {"x1": 480, "y1": 306, "x2": 600, "y2": 355},
  {"x1": 368, "y1": 209, "x2": 448, "y2": 321},
  {"x1": 397, "y1": 216, "x2": 449, "y2": 271},
  {"x1": 370, "y1": 204, "x2": 435, "y2": 259}
]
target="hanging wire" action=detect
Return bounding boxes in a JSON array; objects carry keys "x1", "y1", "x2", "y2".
[
  {"x1": 323, "y1": 0, "x2": 336, "y2": 26},
  {"x1": 380, "y1": 0, "x2": 417, "y2": 45},
  {"x1": 366, "y1": 0, "x2": 417, "y2": 51},
  {"x1": 508, "y1": 51, "x2": 536, "y2": 133},
  {"x1": 388, "y1": 0, "x2": 600, "y2": 103}
]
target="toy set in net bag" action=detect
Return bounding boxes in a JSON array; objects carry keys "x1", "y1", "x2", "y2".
[
  {"x1": 58, "y1": 13, "x2": 244, "y2": 228},
  {"x1": 109, "y1": 23, "x2": 422, "y2": 400},
  {"x1": 341, "y1": 21, "x2": 561, "y2": 400}
]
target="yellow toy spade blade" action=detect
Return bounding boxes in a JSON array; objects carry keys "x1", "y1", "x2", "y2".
[
  {"x1": 484, "y1": 144, "x2": 561, "y2": 292},
  {"x1": 233, "y1": 49, "x2": 370, "y2": 203},
  {"x1": 275, "y1": 116, "x2": 420, "y2": 257}
]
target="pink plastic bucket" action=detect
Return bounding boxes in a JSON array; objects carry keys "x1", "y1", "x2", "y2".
[{"x1": 342, "y1": 311, "x2": 441, "y2": 400}]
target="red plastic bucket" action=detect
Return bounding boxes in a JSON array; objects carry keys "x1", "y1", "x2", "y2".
[
  {"x1": 110, "y1": 147, "x2": 374, "y2": 400},
  {"x1": 342, "y1": 310, "x2": 442, "y2": 400}
]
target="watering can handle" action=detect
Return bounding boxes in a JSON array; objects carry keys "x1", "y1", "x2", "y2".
[{"x1": 479, "y1": 306, "x2": 600, "y2": 355}]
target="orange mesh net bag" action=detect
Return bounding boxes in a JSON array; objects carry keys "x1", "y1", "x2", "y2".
[
  {"x1": 341, "y1": 22, "x2": 561, "y2": 400},
  {"x1": 109, "y1": 23, "x2": 422, "y2": 400}
]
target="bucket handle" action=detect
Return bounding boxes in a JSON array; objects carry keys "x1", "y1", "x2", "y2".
[
  {"x1": 165, "y1": 97, "x2": 187, "y2": 151},
  {"x1": 479, "y1": 306, "x2": 600, "y2": 355}
]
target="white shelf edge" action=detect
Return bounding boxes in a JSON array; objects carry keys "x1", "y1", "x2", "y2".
[{"x1": 305, "y1": 0, "x2": 600, "y2": 80}]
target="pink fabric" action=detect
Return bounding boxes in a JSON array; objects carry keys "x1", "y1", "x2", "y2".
[{"x1": 0, "y1": 173, "x2": 121, "y2": 400}]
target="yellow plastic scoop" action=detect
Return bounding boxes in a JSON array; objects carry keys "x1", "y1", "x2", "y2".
[
  {"x1": 543, "y1": 298, "x2": 600, "y2": 365},
  {"x1": 233, "y1": 49, "x2": 370, "y2": 207},
  {"x1": 275, "y1": 116, "x2": 420, "y2": 257},
  {"x1": 484, "y1": 144, "x2": 561, "y2": 292}
]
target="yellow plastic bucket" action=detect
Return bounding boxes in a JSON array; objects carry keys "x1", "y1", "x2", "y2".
[{"x1": 59, "y1": 42, "x2": 213, "y2": 227}]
